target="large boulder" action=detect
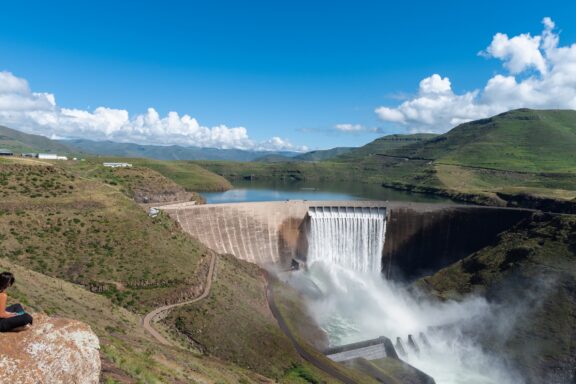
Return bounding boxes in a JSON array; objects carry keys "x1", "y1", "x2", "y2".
[{"x1": 0, "y1": 314, "x2": 101, "y2": 384}]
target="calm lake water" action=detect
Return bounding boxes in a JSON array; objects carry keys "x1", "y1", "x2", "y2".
[{"x1": 201, "y1": 180, "x2": 454, "y2": 204}]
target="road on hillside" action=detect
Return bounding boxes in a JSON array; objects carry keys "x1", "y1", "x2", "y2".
[
  {"x1": 142, "y1": 253, "x2": 217, "y2": 346},
  {"x1": 264, "y1": 272, "x2": 358, "y2": 384}
]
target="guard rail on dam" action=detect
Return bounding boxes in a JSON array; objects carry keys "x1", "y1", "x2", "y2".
[{"x1": 158, "y1": 200, "x2": 533, "y2": 280}]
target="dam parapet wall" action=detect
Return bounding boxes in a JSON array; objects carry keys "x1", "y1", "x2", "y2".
[{"x1": 159, "y1": 200, "x2": 532, "y2": 279}]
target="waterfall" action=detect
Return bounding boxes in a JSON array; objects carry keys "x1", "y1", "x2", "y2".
[{"x1": 307, "y1": 206, "x2": 387, "y2": 274}]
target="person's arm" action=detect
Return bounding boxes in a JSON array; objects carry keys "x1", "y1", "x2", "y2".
[{"x1": 0, "y1": 293, "x2": 16, "y2": 318}]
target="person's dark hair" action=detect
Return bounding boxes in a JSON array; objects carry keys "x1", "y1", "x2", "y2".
[{"x1": 0, "y1": 272, "x2": 15, "y2": 292}]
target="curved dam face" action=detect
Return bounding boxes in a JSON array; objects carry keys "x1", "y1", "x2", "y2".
[{"x1": 160, "y1": 201, "x2": 533, "y2": 280}]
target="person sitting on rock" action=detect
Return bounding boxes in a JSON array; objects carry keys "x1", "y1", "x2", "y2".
[{"x1": 0, "y1": 272, "x2": 33, "y2": 332}]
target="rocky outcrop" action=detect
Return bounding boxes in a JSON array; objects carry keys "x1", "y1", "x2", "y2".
[{"x1": 0, "y1": 314, "x2": 101, "y2": 384}]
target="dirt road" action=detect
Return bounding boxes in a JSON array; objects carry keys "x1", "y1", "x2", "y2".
[{"x1": 142, "y1": 253, "x2": 217, "y2": 346}]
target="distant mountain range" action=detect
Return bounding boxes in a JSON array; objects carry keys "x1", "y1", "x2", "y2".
[
  {"x1": 4, "y1": 108, "x2": 573, "y2": 170},
  {"x1": 62, "y1": 139, "x2": 302, "y2": 162},
  {"x1": 1, "y1": 124, "x2": 431, "y2": 163}
]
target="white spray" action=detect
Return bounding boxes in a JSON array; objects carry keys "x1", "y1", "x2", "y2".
[{"x1": 291, "y1": 206, "x2": 524, "y2": 384}]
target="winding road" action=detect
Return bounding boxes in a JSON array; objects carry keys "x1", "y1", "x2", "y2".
[
  {"x1": 143, "y1": 254, "x2": 356, "y2": 383},
  {"x1": 142, "y1": 253, "x2": 217, "y2": 346}
]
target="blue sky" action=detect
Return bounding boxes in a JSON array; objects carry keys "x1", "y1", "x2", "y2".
[{"x1": 0, "y1": 1, "x2": 575, "y2": 151}]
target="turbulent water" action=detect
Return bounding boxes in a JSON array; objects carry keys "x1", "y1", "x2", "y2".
[{"x1": 287, "y1": 207, "x2": 523, "y2": 384}]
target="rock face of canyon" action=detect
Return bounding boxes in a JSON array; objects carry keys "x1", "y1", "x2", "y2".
[{"x1": 0, "y1": 314, "x2": 101, "y2": 384}]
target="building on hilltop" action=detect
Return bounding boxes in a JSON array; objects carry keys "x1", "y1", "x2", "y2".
[
  {"x1": 103, "y1": 162, "x2": 132, "y2": 168},
  {"x1": 37, "y1": 154, "x2": 68, "y2": 160},
  {"x1": 38, "y1": 153, "x2": 58, "y2": 160}
]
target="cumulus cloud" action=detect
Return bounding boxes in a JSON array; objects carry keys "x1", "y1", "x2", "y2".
[
  {"x1": 376, "y1": 18, "x2": 576, "y2": 133},
  {"x1": 0, "y1": 71, "x2": 304, "y2": 151}
]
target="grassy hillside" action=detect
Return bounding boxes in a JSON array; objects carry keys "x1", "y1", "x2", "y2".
[
  {"x1": 415, "y1": 213, "x2": 576, "y2": 383},
  {"x1": 196, "y1": 160, "x2": 364, "y2": 183},
  {"x1": 57, "y1": 160, "x2": 204, "y2": 204},
  {"x1": 166, "y1": 254, "x2": 373, "y2": 383},
  {"x1": 0, "y1": 258, "x2": 284, "y2": 384},
  {"x1": 0, "y1": 125, "x2": 73, "y2": 154},
  {"x1": 388, "y1": 109, "x2": 576, "y2": 173},
  {"x1": 84, "y1": 157, "x2": 232, "y2": 192},
  {"x1": 0, "y1": 157, "x2": 353, "y2": 383},
  {"x1": 0, "y1": 159, "x2": 214, "y2": 312},
  {"x1": 294, "y1": 147, "x2": 354, "y2": 161},
  {"x1": 335, "y1": 133, "x2": 437, "y2": 161}
]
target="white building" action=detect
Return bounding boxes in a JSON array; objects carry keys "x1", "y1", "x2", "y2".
[
  {"x1": 37, "y1": 154, "x2": 68, "y2": 160},
  {"x1": 103, "y1": 162, "x2": 132, "y2": 168},
  {"x1": 38, "y1": 153, "x2": 58, "y2": 160}
]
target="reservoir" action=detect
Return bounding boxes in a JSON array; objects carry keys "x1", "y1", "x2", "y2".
[{"x1": 201, "y1": 180, "x2": 455, "y2": 204}]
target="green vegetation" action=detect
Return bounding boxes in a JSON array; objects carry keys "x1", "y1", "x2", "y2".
[
  {"x1": 0, "y1": 125, "x2": 73, "y2": 154},
  {"x1": 0, "y1": 160, "x2": 212, "y2": 312},
  {"x1": 166, "y1": 255, "x2": 340, "y2": 383},
  {"x1": 57, "y1": 159, "x2": 204, "y2": 204},
  {"x1": 335, "y1": 133, "x2": 437, "y2": 161},
  {"x1": 388, "y1": 109, "x2": 576, "y2": 173},
  {"x1": 294, "y1": 147, "x2": 354, "y2": 162},
  {"x1": 0, "y1": 157, "x2": 343, "y2": 382},
  {"x1": 415, "y1": 213, "x2": 576, "y2": 383},
  {"x1": 196, "y1": 159, "x2": 377, "y2": 183},
  {"x1": 91, "y1": 157, "x2": 232, "y2": 192},
  {"x1": 0, "y1": 258, "x2": 276, "y2": 383}
]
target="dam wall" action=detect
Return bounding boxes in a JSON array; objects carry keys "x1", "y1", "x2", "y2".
[
  {"x1": 160, "y1": 200, "x2": 387, "y2": 266},
  {"x1": 381, "y1": 206, "x2": 532, "y2": 280},
  {"x1": 159, "y1": 201, "x2": 532, "y2": 278}
]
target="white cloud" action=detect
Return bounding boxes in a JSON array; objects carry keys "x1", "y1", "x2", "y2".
[
  {"x1": 335, "y1": 123, "x2": 365, "y2": 132},
  {"x1": 376, "y1": 18, "x2": 576, "y2": 133},
  {"x1": 0, "y1": 71, "x2": 305, "y2": 152}
]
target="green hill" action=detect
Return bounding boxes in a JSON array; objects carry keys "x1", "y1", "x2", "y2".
[
  {"x1": 387, "y1": 109, "x2": 576, "y2": 173},
  {"x1": 295, "y1": 147, "x2": 354, "y2": 161},
  {"x1": 0, "y1": 125, "x2": 73, "y2": 154},
  {"x1": 335, "y1": 133, "x2": 437, "y2": 161},
  {"x1": 255, "y1": 147, "x2": 355, "y2": 163}
]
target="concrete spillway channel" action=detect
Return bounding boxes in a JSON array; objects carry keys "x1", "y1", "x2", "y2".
[{"x1": 323, "y1": 337, "x2": 399, "y2": 362}]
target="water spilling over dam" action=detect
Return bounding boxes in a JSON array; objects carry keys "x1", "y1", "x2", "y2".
[
  {"x1": 298, "y1": 204, "x2": 525, "y2": 384},
  {"x1": 307, "y1": 206, "x2": 386, "y2": 274}
]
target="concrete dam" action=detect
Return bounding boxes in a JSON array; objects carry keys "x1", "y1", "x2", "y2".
[
  {"x1": 160, "y1": 200, "x2": 535, "y2": 382},
  {"x1": 160, "y1": 200, "x2": 532, "y2": 280}
]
